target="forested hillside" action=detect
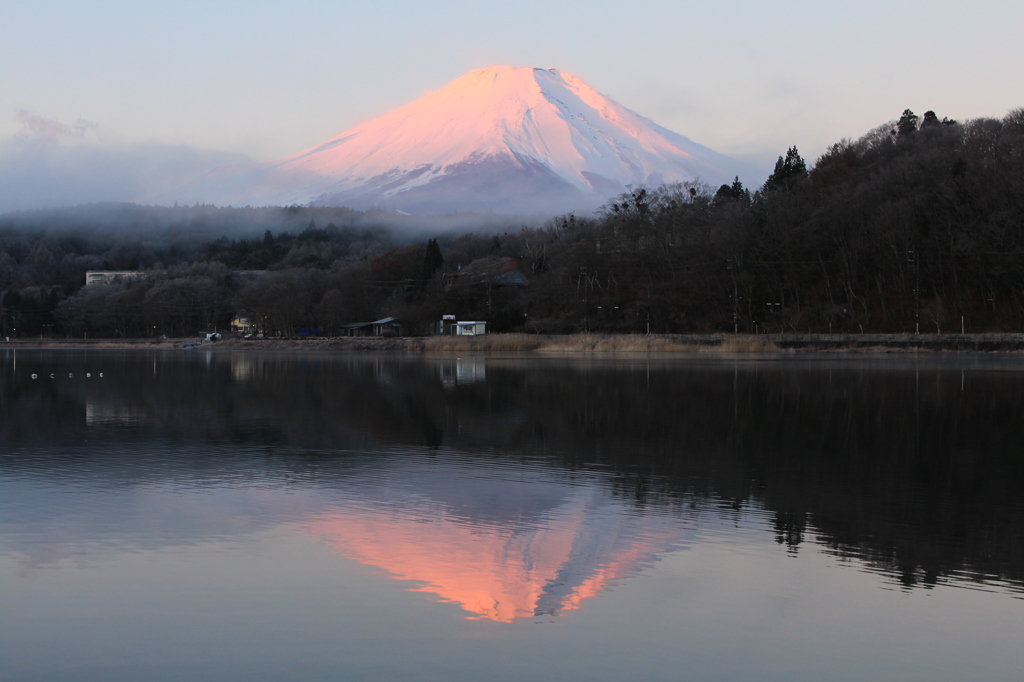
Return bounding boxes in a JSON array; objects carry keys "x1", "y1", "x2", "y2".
[{"x1": 2, "y1": 108, "x2": 1022, "y2": 338}]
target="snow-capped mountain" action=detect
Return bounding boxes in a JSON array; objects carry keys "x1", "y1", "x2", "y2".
[{"x1": 162, "y1": 66, "x2": 753, "y2": 214}]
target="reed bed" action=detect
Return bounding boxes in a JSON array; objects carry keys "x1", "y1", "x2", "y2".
[
  {"x1": 422, "y1": 333, "x2": 780, "y2": 353},
  {"x1": 422, "y1": 333, "x2": 545, "y2": 352},
  {"x1": 715, "y1": 337, "x2": 781, "y2": 353},
  {"x1": 535, "y1": 333, "x2": 696, "y2": 352}
]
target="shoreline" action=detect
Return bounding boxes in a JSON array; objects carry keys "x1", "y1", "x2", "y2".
[{"x1": 4, "y1": 332, "x2": 1024, "y2": 353}]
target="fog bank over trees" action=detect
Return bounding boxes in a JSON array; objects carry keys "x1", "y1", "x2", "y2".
[
  {"x1": 1, "y1": 108, "x2": 1022, "y2": 338},
  {"x1": 0, "y1": 202, "x2": 530, "y2": 240}
]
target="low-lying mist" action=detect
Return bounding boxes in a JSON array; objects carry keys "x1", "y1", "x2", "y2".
[{"x1": 0, "y1": 202, "x2": 544, "y2": 243}]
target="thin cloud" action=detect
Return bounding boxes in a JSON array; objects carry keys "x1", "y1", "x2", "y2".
[
  {"x1": 15, "y1": 108, "x2": 98, "y2": 141},
  {"x1": 0, "y1": 110, "x2": 252, "y2": 213}
]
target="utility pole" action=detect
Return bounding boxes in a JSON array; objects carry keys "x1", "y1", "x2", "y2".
[
  {"x1": 915, "y1": 248, "x2": 920, "y2": 334},
  {"x1": 908, "y1": 248, "x2": 920, "y2": 334},
  {"x1": 727, "y1": 259, "x2": 738, "y2": 333},
  {"x1": 579, "y1": 266, "x2": 589, "y2": 332}
]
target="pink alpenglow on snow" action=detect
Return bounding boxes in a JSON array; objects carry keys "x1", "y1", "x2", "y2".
[{"x1": 161, "y1": 66, "x2": 753, "y2": 215}]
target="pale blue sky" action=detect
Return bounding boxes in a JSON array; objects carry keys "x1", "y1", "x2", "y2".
[{"x1": 1, "y1": 0, "x2": 1022, "y2": 210}]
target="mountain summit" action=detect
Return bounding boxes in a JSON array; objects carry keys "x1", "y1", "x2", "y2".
[{"x1": 165, "y1": 66, "x2": 752, "y2": 214}]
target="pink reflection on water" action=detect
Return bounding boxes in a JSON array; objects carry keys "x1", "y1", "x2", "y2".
[{"x1": 302, "y1": 489, "x2": 693, "y2": 622}]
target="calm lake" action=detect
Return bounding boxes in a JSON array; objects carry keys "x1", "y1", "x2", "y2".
[{"x1": 2, "y1": 349, "x2": 1024, "y2": 681}]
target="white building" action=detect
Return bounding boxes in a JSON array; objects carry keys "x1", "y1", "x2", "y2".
[
  {"x1": 85, "y1": 271, "x2": 147, "y2": 286},
  {"x1": 453, "y1": 321, "x2": 487, "y2": 336}
]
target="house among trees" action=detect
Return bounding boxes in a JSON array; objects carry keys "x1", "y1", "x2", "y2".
[
  {"x1": 438, "y1": 257, "x2": 527, "y2": 334},
  {"x1": 231, "y1": 316, "x2": 257, "y2": 335},
  {"x1": 85, "y1": 271, "x2": 147, "y2": 286},
  {"x1": 443, "y1": 256, "x2": 529, "y2": 291},
  {"x1": 339, "y1": 317, "x2": 404, "y2": 337}
]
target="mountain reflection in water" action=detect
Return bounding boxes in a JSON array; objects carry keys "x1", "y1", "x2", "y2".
[
  {"x1": 2, "y1": 348, "x2": 1024, "y2": 619},
  {"x1": 301, "y1": 460, "x2": 693, "y2": 621}
]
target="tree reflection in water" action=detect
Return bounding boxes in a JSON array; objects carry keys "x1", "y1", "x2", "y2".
[{"x1": 2, "y1": 350, "x2": 1023, "y2": 605}]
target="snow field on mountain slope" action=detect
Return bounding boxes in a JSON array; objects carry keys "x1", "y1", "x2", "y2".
[{"x1": 158, "y1": 66, "x2": 753, "y2": 211}]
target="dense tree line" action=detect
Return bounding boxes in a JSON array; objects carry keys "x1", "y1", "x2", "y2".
[
  {"x1": 508, "y1": 107, "x2": 1024, "y2": 334},
  {"x1": 0, "y1": 211, "x2": 404, "y2": 337},
  {"x1": 2, "y1": 107, "x2": 1022, "y2": 338}
]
